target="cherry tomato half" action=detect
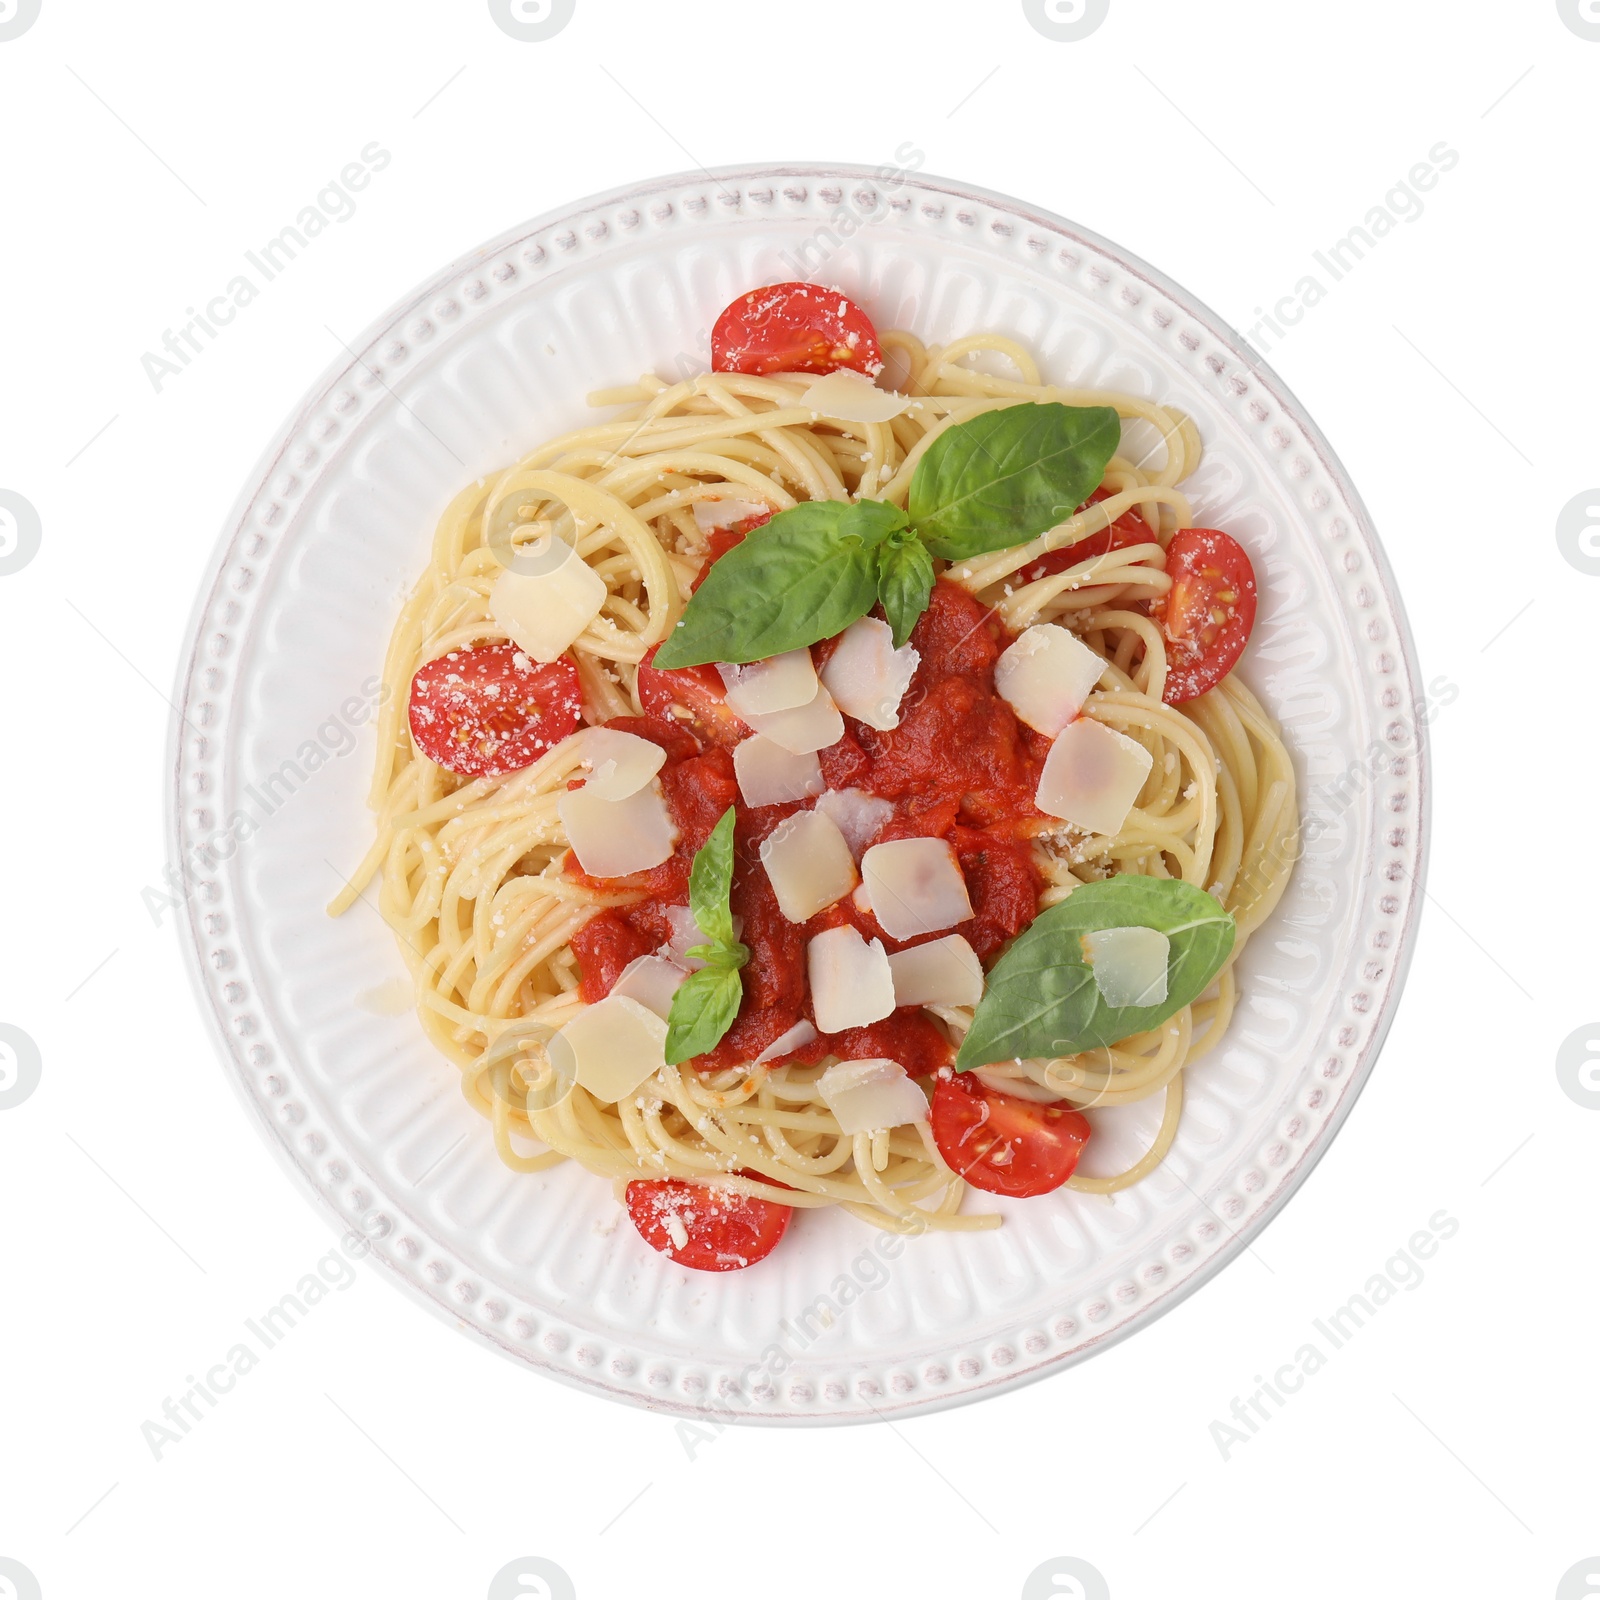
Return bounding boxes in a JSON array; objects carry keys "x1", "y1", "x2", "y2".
[
  {"x1": 1155, "y1": 528, "x2": 1258, "y2": 704},
  {"x1": 625, "y1": 1177, "x2": 792, "y2": 1271},
  {"x1": 408, "y1": 643, "x2": 582, "y2": 778},
  {"x1": 930, "y1": 1075, "x2": 1091, "y2": 1198},
  {"x1": 711, "y1": 282, "x2": 883, "y2": 377},
  {"x1": 637, "y1": 643, "x2": 750, "y2": 748}
]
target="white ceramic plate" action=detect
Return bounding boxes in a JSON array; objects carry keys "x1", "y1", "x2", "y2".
[{"x1": 170, "y1": 164, "x2": 1427, "y2": 1422}]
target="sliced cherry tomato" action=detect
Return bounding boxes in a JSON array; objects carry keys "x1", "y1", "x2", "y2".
[
  {"x1": 408, "y1": 643, "x2": 582, "y2": 778},
  {"x1": 1019, "y1": 490, "x2": 1156, "y2": 583},
  {"x1": 930, "y1": 1075, "x2": 1090, "y2": 1198},
  {"x1": 1154, "y1": 528, "x2": 1258, "y2": 704},
  {"x1": 711, "y1": 282, "x2": 883, "y2": 377},
  {"x1": 625, "y1": 1177, "x2": 792, "y2": 1271},
  {"x1": 637, "y1": 643, "x2": 750, "y2": 748}
]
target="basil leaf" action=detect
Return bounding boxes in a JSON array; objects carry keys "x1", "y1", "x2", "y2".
[
  {"x1": 687, "y1": 807, "x2": 738, "y2": 948},
  {"x1": 909, "y1": 403, "x2": 1122, "y2": 562},
  {"x1": 652, "y1": 499, "x2": 909, "y2": 667},
  {"x1": 955, "y1": 876, "x2": 1235, "y2": 1071},
  {"x1": 665, "y1": 808, "x2": 750, "y2": 1062},
  {"x1": 664, "y1": 964, "x2": 744, "y2": 1066},
  {"x1": 876, "y1": 535, "x2": 935, "y2": 649}
]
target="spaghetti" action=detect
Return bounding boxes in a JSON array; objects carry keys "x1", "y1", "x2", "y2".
[{"x1": 331, "y1": 290, "x2": 1298, "y2": 1262}]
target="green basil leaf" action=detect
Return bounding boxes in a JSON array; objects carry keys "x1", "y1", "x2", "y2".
[
  {"x1": 665, "y1": 809, "x2": 751, "y2": 1063},
  {"x1": 909, "y1": 403, "x2": 1122, "y2": 562},
  {"x1": 664, "y1": 964, "x2": 744, "y2": 1066},
  {"x1": 954, "y1": 876, "x2": 1235, "y2": 1071},
  {"x1": 652, "y1": 499, "x2": 909, "y2": 668},
  {"x1": 876, "y1": 535, "x2": 936, "y2": 648},
  {"x1": 687, "y1": 807, "x2": 738, "y2": 949}
]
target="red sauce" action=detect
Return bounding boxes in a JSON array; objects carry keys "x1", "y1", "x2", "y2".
[{"x1": 568, "y1": 580, "x2": 1047, "y2": 1074}]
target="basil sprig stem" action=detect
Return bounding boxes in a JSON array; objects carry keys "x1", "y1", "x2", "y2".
[
  {"x1": 651, "y1": 401, "x2": 1121, "y2": 669},
  {"x1": 663, "y1": 808, "x2": 749, "y2": 1065}
]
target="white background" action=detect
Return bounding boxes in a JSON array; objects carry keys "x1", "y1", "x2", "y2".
[{"x1": 2, "y1": 2, "x2": 1597, "y2": 1597}]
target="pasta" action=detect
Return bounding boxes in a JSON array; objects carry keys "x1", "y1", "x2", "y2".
[{"x1": 330, "y1": 302, "x2": 1298, "y2": 1259}]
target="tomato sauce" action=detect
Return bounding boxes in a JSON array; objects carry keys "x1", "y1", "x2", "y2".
[{"x1": 568, "y1": 580, "x2": 1047, "y2": 1073}]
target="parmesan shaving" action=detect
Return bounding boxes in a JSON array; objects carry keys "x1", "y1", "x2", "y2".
[
  {"x1": 759, "y1": 810, "x2": 858, "y2": 922},
  {"x1": 733, "y1": 735, "x2": 826, "y2": 808},
  {"x1": 558, "y1": 779, "x2": 678, "y2": 878},
  {"x1": 610, "y1": 953, "x2": 690, "y2": 1020},
  {"x1": 859, "y1": 838, "x2": 973, "y2": 941},
  {"x1": 994, "y1": 623, "x2": 1106, "y2": 736},
  {"x1": 815, "y1": 787, "x2": 895, "y2": 861},
  {"x1": 1081, "y1": 926, "x2": 1170, "y2": 1008},
  {"x1": 886, "y1": 935, "x2": 984, "y2": 1009},
  {"x1": 806, "y1": 926, "x2": 895, "y2": 1032},
  {"x1": 551, "y1": 995, "x2": 668, "y2": 1103},
  {"x1": 741, "y1": 680, "x2": 845, "y2": 754},
  {"x1": 1036, "y1": 717, "x2": 1154, "y2": 836},
  {"x1": 717, "y1": 649, "x2": 819, "y2": 717},
  {"x1": 816, "y1": 1058, "x2": 929, "y2": 1133},
  {"x1": 819, "y1": 616, "x2": 919, "y2": 731},
  {"x1": 693, "y1": 497, "x2": 768, "y2": 533},
  {"x1": 755, "y1": 1018, "x2": 818, "y2": 1063},
  {"x1": 798, "y1": 369, "x2": 912, "y2": 424},
  {"x1": 565, "y1": 727, "x2": 665, "y2": 800},
  {"x1": 488, "y1": 536, "x2": 607, "y2": 663}
]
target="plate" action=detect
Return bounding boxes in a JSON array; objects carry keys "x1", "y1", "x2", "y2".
[{"x1": 169, "y1": 164, "x2": 1427, "y2": 1422}]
